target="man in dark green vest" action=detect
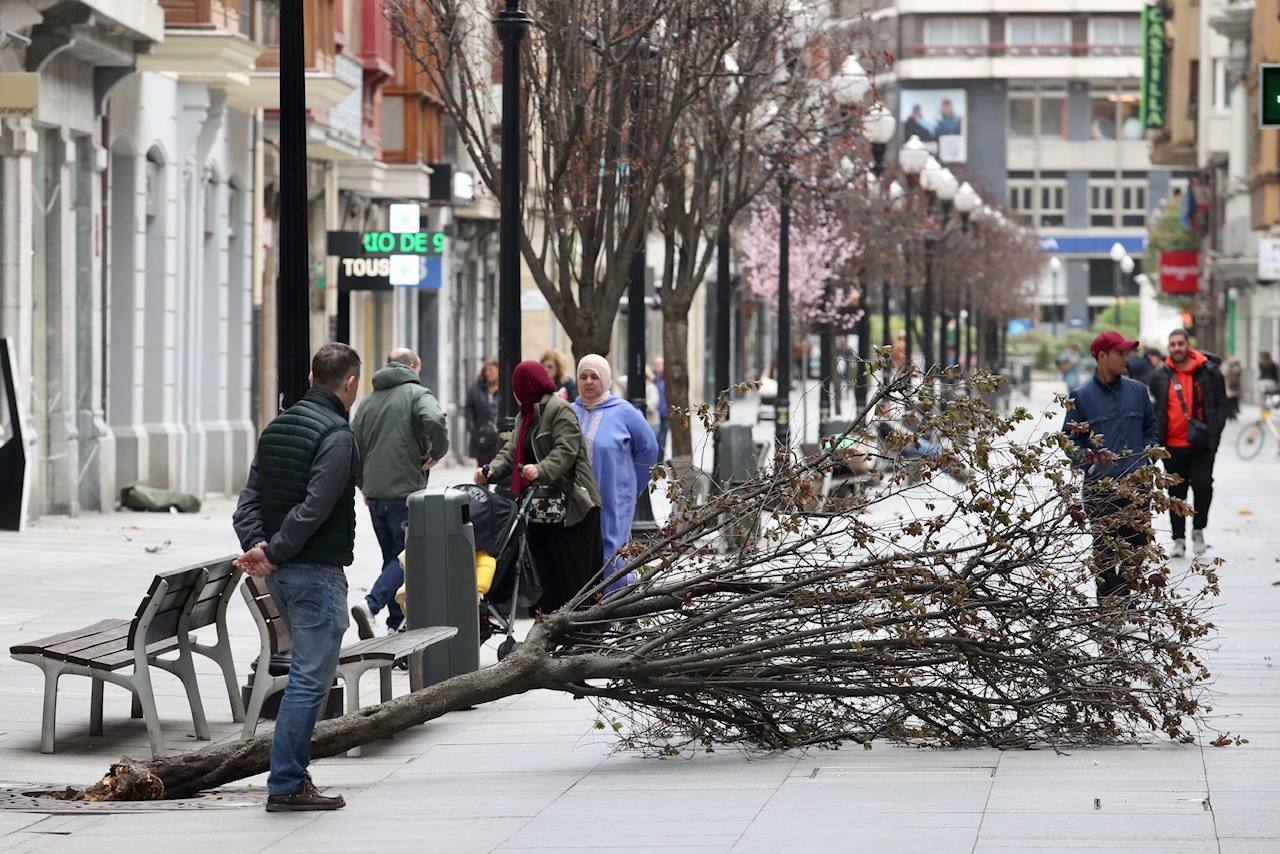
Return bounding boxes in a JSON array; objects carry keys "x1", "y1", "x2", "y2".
[{"x1": 233, "y1": 342, "x2": 362, "y2": 812}]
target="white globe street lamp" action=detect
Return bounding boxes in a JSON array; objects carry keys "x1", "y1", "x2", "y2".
[
  {"x1": 898, "y1": 135, "x2": 928, "y2": 175},
  {"x1": 831, "y1": 56, "x2": 870, "y2": 106}
]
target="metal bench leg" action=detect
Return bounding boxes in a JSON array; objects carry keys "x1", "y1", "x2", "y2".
[
  {"x1": 241, "y1": 658, "x2": 275, "y2": 740},
  {"x1": 131, "y1": 693, "x2": 142, "y2": 719},
  {"x1": 207, "y1": 638, "x2": 246, "y2": 724},
  {"x1": 172, "y1": 649, "x2": 211, "y2": 741},
  {"x1": 409, "y1": 651, "x2": 424, "y2": 693},
  {"x1": 130, "y1": 665, "x2": 165, "y2": 760},
  {"x1": 380, "y1": 665, "x2": 393, "y2": 704},
  {"x1": 89, "y1": 677, "x2": 104, "y2": 737},
  {"x1": 39, "y1": 661, "x2": 64, "y2": 754},
  {"x1": 343, "y1": 668, "x2": 363, "y2": 758}
]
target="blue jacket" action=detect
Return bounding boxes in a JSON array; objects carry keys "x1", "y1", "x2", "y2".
[
  {"x1": 572, "y1": 396, "x2": 660, "y2": 593},
  {"x1": 1063, "y1": 373, "x2": 1156, "y2": 482}
]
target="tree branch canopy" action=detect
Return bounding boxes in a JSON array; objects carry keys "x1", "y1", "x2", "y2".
[{"x1": 80, "y1": 364, "x2": 1217, "y2": 801}]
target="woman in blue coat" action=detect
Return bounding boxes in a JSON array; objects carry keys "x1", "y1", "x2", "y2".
[{"x1": 572, "y1": 354, "x2": 660, "y2": 595}]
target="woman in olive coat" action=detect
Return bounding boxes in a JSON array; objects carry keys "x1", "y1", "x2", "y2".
[{"x1": 474, "y1": 360, "x2": 604, "y2": 612}]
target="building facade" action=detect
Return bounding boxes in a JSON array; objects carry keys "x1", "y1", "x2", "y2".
[{"x1": 877, "y1": 0, "x2": 1190, "y2": 333}]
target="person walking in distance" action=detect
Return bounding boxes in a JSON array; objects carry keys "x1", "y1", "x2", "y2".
[
  {"x1": 232, "y1": 343, "x2": 363, "y2": 812},
  {"x1": 1147, "y1": 329, "x2": 1226, "y2": 557},
  {"x1": 350, "y1": 348, "x2": 448, "y2": 637},
  {"x1": 465, "y1": 358, "x2": 501, "y2": 467},
  {"x1": 651, "y1": 356, "x2": 669, "y2": 460},
  {"x1": 1062, "y1": 332, "x2": 1157, "y2": 601}
]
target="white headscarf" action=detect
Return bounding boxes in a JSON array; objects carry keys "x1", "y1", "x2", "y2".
[{"x1": 576, "y1": 353, "x2": 613, "y2": 411}]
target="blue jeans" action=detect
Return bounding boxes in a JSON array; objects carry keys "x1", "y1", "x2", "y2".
[
  {"x1": 265, "y1": 564, "x2": 349, "y2": 795},
  {"x1": 366, "y1": 498, "x2": 409, "y2": 629},
  {"x1": 654, "y1": 419, "x2": 669, "y2": 460}
]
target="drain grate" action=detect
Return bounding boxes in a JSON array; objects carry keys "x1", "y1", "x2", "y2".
[{"x1": 0, "y1": 785, "x2": 265, "y2": 814}]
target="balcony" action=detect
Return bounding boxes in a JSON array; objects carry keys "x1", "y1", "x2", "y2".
[
  {"x1": 225, "y1": 37, "x2": 362, "y2": 113},
  {"x1": 895, "y1": 47, "x2": 1141, "y2": 81},
  {"x1": 138, "y1": 1, "x2": 261, "y2": 87}
]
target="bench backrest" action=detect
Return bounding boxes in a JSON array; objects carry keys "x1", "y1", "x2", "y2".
[
  {"x1": 242, "y1": 575, "x2": 293, "y2": 655},
  {"x1": 128, "y1": 556, "x2": 241, "y2": 648}
]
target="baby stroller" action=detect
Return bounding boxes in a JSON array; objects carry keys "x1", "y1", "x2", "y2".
[{"x1": 454, "y1": 484, "x2": 543, "y2": 660}]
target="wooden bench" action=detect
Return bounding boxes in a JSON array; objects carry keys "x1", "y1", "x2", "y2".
[
  {"x1": 9, "y1": 557, "x2": 244, "y2": 758},
  {"x1": 240, "y1": 576, "x2": 456, "y2": 756}
]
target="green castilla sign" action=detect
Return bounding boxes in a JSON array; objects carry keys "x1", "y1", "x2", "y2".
[
  {"x1": 1140, "y1": 3, "x2": 1166, "y2": 130},
  {"x1": 1262, "y1": 64, "x2": 1280, "y2": 129}
]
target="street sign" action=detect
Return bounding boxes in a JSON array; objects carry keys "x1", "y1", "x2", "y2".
[
  {"x1": 1262, "y1": 65, "x2": 1280, "y2": 129},
  {"x1": 0, "y1": 73, "x2": 38, "y2": 118},
  {"x1": 1260, "y1": 236, "x2": 1280, "y2": 281},
  {"x1": 1140, "y1": 4, "x2": 1166, "y2": 130},
  {"x1": 1158, "y1": 250, "x2": 1200, "y2": 294}
]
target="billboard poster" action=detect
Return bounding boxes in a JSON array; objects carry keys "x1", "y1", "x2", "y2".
[{"x1": 900, "y1": 88, "x2": 967, "y2": 163}]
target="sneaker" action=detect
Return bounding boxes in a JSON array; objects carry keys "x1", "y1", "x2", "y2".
[
  {"x1": 1192, "y1": 530, "x2": 1206, "y2": 556},
  {"x1": 1170, "y1": 539, "x2": 1185, "y2": 558},
  {"x1": 265, "y1": 778, "x2": 345, "y2": 812},
  {"x1": 351, "y1": 601, "x2": 377, "y2": 640}
]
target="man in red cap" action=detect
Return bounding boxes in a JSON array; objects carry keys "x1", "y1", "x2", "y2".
[
  {"x1": 1062, "y1": 331, "x2": 1157, "y2": 600},
  {"x1": 1146, "y1": 329, "x2": 1226, "y2": 557}
]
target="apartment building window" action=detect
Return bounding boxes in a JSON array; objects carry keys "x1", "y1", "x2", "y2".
[
  {"x1": 1008, "y1": 84, "x2": 1067, "y2": 139},
  {"x1": 1006, "y1": 18, "x2": 1070, "y2": 48},
  {"x1": 1088, "y1": 178, "x2": 1147, "y2": 227},
  {"x1": 1008, "y1": 172, "x2": 1066, "y2": 227},
  {"x1": 923, "y1": 18, "x2": 989, "y2": 48},
  {"x1": 1213, "y1": 59, "x2": 1230, "y2": 113},
  {"x1": 1087, "y1": 17, "x2": 1141, "y2": 51},
  {"x1": 1088, "y1": 83, "x2": 1142, "y2": 140}
]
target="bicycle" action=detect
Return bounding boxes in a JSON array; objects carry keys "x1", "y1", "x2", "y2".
[{"x1": 1235, "y1": 393, "x2": 1280, "y2": 460}]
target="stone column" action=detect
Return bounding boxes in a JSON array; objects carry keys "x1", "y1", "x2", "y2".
[
  {"x1": 78, "y1": 139, "x2": 115, "y2": 511},
  {"x1": 0, "y1": 119, "x2": 39, "y2": 517}
]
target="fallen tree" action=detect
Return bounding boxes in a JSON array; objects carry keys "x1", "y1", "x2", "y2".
[{"x1": 82, "y1": 365, "x2": 1217, "y2": 800}]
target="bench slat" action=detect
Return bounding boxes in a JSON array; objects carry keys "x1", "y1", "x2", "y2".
[
  {"x1": 42, "y1": 624, "x2": 131, "y2": 658},
  {"x1": 88, "y1": 637, "x2": 182, "y2": 670},
  {"x1": 338, "y1": 627, "x2": 456, "y2": 665},
  {"x1": 9, "y1": 619, "x2": 130, "y2": 657},
  {"x1": 185, "y1": 559, "x2": 239, "y2": 629}
]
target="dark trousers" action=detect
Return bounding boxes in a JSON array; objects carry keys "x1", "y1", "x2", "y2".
[
  {"x1": 366, "y1": 498, "x2": 409, "y2": 628},
  {"x1": 1163, "y1": 447, "x2": 1214, "y2": 539},
  {"x1": 526, "y1": 507, "x2": 603, "y2": 613},
  {"x1": 1084, "y1": 483, "x2": 1151, "y2": 599}
]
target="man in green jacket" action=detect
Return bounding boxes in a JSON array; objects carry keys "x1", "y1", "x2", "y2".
[{"x1": 350, "y1": 348, "x2": 448, "y2": 636}]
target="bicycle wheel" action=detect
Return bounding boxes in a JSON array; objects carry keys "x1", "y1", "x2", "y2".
[{"x1": 1236, "y1": 421, "x2": 1267, "y2": 460}]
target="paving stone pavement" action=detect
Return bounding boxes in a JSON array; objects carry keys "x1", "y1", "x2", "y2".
[{"x1": 0, "y1": 380, "x2": 1276, "y2": 853}]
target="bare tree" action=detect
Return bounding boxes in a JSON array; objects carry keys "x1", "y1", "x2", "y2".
[
  {"x1": 75, "y1": 366, "x2": 1217, "y2": 801},
  {"x1": 389, "y1": 0, "x2": 789, "y2": 362}
]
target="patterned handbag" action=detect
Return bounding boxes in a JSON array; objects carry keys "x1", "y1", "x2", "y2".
[{"x1": 527, "y1": 482, "x2": 567, "y2": 524}]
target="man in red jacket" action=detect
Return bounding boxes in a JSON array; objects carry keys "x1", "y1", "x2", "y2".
[{"x1": 1147, "y1": 329, "x2": 1226, "y2": 557}]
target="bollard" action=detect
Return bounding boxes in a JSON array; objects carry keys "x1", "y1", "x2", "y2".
[{"x1": 405, "y1": 486, "x2": 479, "y2": 687}]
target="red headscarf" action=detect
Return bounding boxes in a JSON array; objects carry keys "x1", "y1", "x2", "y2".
[{"x1": 511, "y1": 360, "x2": 556, "y2": 497}]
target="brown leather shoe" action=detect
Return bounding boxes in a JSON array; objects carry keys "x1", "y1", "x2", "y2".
[{"x1": 265, "y1": 778, "x2": 345, "y2": 812}]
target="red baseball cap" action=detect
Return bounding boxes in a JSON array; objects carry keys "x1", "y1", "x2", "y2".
[{"x1": 1089, "y1": 330, "x2": 1140, "y2": 358}]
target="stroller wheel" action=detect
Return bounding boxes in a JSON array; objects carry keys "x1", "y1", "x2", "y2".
[{"x1": 497, "y1": 636, "x2": 519, "y2": 660}]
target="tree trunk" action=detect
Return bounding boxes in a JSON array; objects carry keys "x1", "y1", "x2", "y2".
[
  {"x1": 88, "y1": 623, "x2": 565, "y2": 800},
  {"x1": 662, "y1": 307, "x2": 693, "y2": 458}
]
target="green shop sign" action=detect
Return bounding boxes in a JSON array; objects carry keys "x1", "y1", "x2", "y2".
[
  {"x1": 1262, "y1": 64, "x2": 1280, "y2": 129},
  {"x1": 1140, "y1": 4, "x2": 1166, "y2": 130},
  {"x1": 359, "y1": 231, "x2": 446, "y2": 255}
]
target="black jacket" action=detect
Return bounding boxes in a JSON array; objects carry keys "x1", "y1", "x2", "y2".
[
  {"x1": 465, "y1": 380, "x2": 500, "y2": 460},
  {"x1": 1148, "y1": 351, "x2": 1227, "y2": 450},
  {"x1": 233, "y1": 387, "x2": 361, "y2": 567}
]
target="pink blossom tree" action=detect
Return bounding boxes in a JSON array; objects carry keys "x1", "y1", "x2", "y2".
[{"x1": 740, "y1": 199, "x2": 861, "y2": 330}]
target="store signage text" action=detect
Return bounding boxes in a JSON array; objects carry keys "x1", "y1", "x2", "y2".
[{"x1": 359, "y1": 231, "x2": 447, "y2": 255}]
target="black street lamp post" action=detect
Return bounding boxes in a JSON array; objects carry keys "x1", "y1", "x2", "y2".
[
  {"x1": 775, "y1": 172, "x2": 792, "y2": 449},
  {"x1": 277, "y1": 0, "x2": 309, "y2": 409},
  {"x1": 712, "y1": 223, "x2": 731, "y2": 479},
  {"x1": 493, "y1": 0, "x2": 532, "y2": 431}
]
